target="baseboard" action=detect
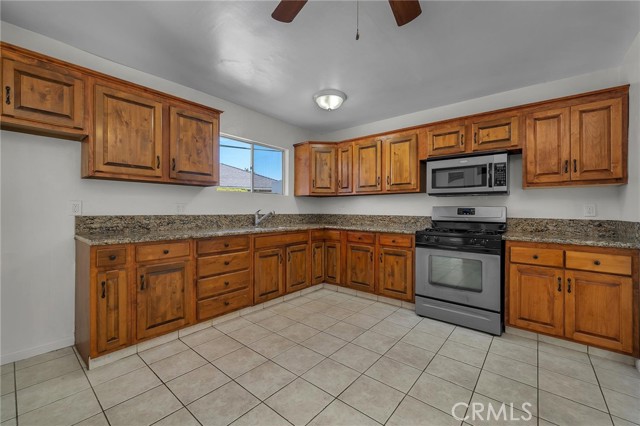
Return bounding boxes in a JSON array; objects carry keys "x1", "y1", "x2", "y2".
[{"x1": 0, "y1": 335, "x2": 75, "y2": 365}]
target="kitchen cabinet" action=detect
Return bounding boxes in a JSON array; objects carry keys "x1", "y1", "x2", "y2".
[
  {"x1": 325, "y1": 241, "x2": 341, "y2": 285},
  {"x1": 254, "y1": 248, "x2": 285, "y2": 304},
  {"x1": 346, "y1": 232, "x2": 376, "y2": 292},
  {"x1": 169, "y1": 106, "x2": 220, "y2": 184},
  {"x1": 424, "y1": 122, "x2": 467, "y2": 157},
  {"x1": 1, "y1": 54, "x2": 86, "y2": 140},
  {"x1": 377, "y1": 234, "x2": 414, "y2": 301},
  {"x1": 337, "y1": 142, "x2": 353, "y2": 194},
  {"x1": 294, "y1": 142, "x2": 337, "y2": 196},
  {"x1": 382, "y1": 133, "x2": 419, "y2": 192},
  {"x1": 311, "y1": 241, "x2": 325, "y2": 285},
  {"x1": 506, "y1": 241, "x2": 638, "y2": 355},
  {"x1": 524, "y1": 95, "x2": 626, "y2": 187},
  {"x1": 95, "y1": 269, "x2": 129, "y2": 354},
  {"x1": 286, "y1": 244, "x2": 310, "y2": 292},
  {"x1": 354, "y1": 139, "x2": 383, "y2": 193},
  {"x1": 469, "y1": 113, "x2": 521, "y2": 152},
  {"x1": 136, "y1": 260, "x2": 191, "y2": 340}
]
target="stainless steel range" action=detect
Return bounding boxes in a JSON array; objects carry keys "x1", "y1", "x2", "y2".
[{"x1": 415, "y1": 206, "x2": 507, "y2": 335}]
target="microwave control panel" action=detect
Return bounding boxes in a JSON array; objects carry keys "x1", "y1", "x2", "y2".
[{"x1": 493, "y1": 163, "x2": 507, "y2": 187}]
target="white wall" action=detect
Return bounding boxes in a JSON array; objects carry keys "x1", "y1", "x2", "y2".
[
  {"x1": 312, "y1": 65, "x2": 639, "y2": 221},
  {"x1": 0, "y1": 23, "x2": 315, "y2": 363}
]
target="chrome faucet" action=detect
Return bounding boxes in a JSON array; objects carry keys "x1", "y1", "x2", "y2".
[{"x1": 254, "y1": 209, "x2": 275, "y2": 226}]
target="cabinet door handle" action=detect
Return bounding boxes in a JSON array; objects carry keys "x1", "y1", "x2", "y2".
[
  {"x1": 288, "y1": 252, "x2": 291, "y2": 262},
  {"x1": 5, "y1": 86, "x2": 10, "y2": 105},
  {"x1": 386, "y1": 176, "x2": 390, "y2": 185},
  {"x1": 140, "y1": 275, "x2": 145, "y2": 291},
  {"x1": 573, "y1": 159, "x2": 577, "y2": 173},
  {"x1": 279, "y1": 253, "x2": 283, "y2": 264},
  {"x1": 564, "y1": 160, "x2": 569, "y2": 174},
  {"x1": 109, "y1": 255, "x2": 117, "y2": 261},
  {"x1": 379, "y1": 253, "x2": 383, "y2": 263},
  {"x1": 156, "y1": 155, "x2": 160, "y2": 169},
  {"x1": 567, "y1": 278, "x2": 572, "y2": 293},
  {"x1": 101, "y1": 281, "x2": 106, "y2": 299},
  {"x1": 474, "y1": 132, "x2": 477, "y2": 144},
  {"x1": 312, "y1": 179, "x2": 315, "y2": 188},
  {"x1": 338, "y1": 179, "x2": 341, "y2": 188},
  {"x1": 557, "y1": 277, "x2": 562, "y2": 292},
  {"x1": 593, "y1": 260, "x2": 601, "y2": 266},
  {"x1": 172, "y1": 158, "x2": 176, "y2": 171},
  {"x1": 377, "y1": 176, "x2": 381, "y2": 186},
  {"x1": 370, "y1": 252, "x2": 373, "y2": 262},
  {"x1": 460, "y1": 134, "x2": 464, "y2": 146}
]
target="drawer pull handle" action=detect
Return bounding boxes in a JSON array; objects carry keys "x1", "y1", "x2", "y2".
[
  {"x1": 593, "y1": 260, "x2": 601, "y2": 266},
  {"x1": 163, "y1": 249, "x2": 169, "y2": 254},
  {"x1": 533, "y1": 255, "x2": 539, "y2": 260},
  {"x1": 392, "y1": 239, "x2": 396, "y2": 243},
  {"x1": 557, "y1": 277, "x2": 562, "y2": 292},
  {"x1": 224, "y1": 243, "x2": 230, "y2": 248},
  {"x1": 567, "y1": 278, "x2": 572, "y2": 293},
  {"x1": 224, "y1": 301, "x2": 230, "y2": 306},
  {"x1": 140, "y1": 275, "x2": 145, "y2": 291},
  {"x1": 224, "y1": 281, "x2": 230, "y2": 286},
  {"x1": 101, "y1": 281, "x2": 106, "y2": 298},
  {"x1": 109, "y1": 255, "x2": 117, "y2": 261},
  {"x1": 224, "y1": 261, "x2": 230, "y2": 266}
]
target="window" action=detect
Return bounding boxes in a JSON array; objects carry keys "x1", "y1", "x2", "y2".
[{"x1": 217, "y1": 135, "x2": 284, "y2": 194}]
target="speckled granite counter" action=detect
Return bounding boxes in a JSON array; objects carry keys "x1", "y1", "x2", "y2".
[
  {"x1": 75, "y1": 214, "x2": 431, "y2": 246},
  {"x1": 503, "y1": 218, "x2": 640, "y2": 249}
]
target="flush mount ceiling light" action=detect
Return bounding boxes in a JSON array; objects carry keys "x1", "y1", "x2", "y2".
[{"x1": 313, "y1": 89, "x2": 347, "y2": 111}]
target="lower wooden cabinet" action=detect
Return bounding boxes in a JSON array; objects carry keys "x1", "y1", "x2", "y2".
[
  {"x1": 506, "y1": 241, "x2": 638, "y2": 356},
  {"x1": 286, "y1": 244, "x2": 310, "y2": 292},
  {"x1": 254, "y1": 248, "x2": 284, "y2": 304},
  {"x1": 378, "y1": 247, "x2": 414, "y2": 302},
  {"x1": 95, "y1": 269, "x2": 129, "y2": 353},
  {"x1": 346, "y1": 243, "x2": 376, "y2": 293},
  {"x1": 311, "y1": 242, "x2": 325, "y2": 285},
  {"x1": 136, "y1": 261, "x2": 191, "y2": 340},
  {"x1": 324, "y1": 241, "x2": 341, "y2": 284}
]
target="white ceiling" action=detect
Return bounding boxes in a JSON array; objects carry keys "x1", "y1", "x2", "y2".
[{"x1": 2, "y1": 1, "x2": 638, "y2": 133}]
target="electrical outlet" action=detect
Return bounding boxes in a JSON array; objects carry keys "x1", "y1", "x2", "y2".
[
  {"x1": 70, "y1": 200, "x2": 83, "y2": 216},
  {"x1": 176, "y1": 203, "x2": 186, "y2": 214},
  {"x1": 583, "y1": 204, "x2": 596, "y2": 217}
]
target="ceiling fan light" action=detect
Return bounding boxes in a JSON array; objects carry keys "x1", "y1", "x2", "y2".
[{"x1": 313, "y1": 89, "x2": 347, "y2": 111}]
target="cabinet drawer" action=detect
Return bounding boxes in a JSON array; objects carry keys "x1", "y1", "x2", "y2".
[
  {"x1": 347, "y1": 231, "x2": 375, "y2": 244},
  {"x1": 136, "y1": 242, "x2": 190, "y2": 262},
  {"x1": 197, "y1": 235, "x2": 250, "y2": 255},
  {"x1": 198, "y1": 251, "x2": 250, "y2": 278},
  {"x1": 378, "y1": 234, "x2": 413, "y2": 248},
  {"x1": 510, "y1": 247, "x2": 564, "y2": 267},
  {"x1": 254, "y1": 232, "x2": 308, "y2": 249},
  {"x1": 197, "y1": 289, "x2": 252, "y2": 321},
  {"x1": 310, "y1": 230, "x2": 341, "y2": 241},
  {"x1": 96, "y1": 247, "x2": 126, "y2": 267},
  {"x1": 566, "y1": 251, "x2": 632, "y2": 276},
  {"x1": 197, "y1": 270, "x2": 251, "y2": 300}
]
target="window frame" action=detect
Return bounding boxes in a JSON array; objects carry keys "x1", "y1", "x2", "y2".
[{"x1": 218, "y1": 133, "x2": 286, "y2": 195}]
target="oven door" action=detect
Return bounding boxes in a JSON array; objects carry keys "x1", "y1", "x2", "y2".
[{"x1": 415, "y1": 247, "x2": 501, "y2": 312}]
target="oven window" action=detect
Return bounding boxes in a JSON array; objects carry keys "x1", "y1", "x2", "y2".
[
  {"x1": 429, "y1": 255, "x2": 482, "y2": 292},
  {"x1": 432, "y1": 165, "x2": 487, "y2": 189}
]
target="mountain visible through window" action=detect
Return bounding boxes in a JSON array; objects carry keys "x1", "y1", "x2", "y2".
[{"x1": 217, "y1": 136, "x2": 284, "y2": 194}]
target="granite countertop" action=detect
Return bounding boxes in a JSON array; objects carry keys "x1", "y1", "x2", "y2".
[
  {"x1": 75, "y1": 224, "x2": 421, "y2": 246},
  {"x1": 502, "y1": 231, "x2": 640, "y2": 250}
]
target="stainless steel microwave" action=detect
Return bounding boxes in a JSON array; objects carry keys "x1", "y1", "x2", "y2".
[{"x1": 426, "y1": 152, "x2": 509, "y2": 196}]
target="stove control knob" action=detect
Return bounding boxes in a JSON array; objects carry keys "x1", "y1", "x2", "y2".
[
  {"x1": 470, "y1": 238, "x2": 476, "y2": 245},
  {"x1": 480, "y1": 239, "x2": 487, "y2": 246},
  {"x1": 434, "y1": 236, "x2": 440, "y2": 243}
]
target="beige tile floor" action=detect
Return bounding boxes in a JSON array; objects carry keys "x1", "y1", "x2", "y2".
[{"x1": 2, "y1": 288, "x2": 639, "y2": 426}]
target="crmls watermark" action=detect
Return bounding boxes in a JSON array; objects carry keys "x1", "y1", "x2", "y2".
[{"x1": 451, "y1": 402, "x2": 534, "y2": 422}]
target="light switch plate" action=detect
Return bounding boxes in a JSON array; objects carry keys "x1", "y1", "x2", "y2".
[
  {"x1": 583, "y1": 204, "x2": 596, "y2": 217},
  {"x1": 70, "y1": 200, "x2": 82, "y2": 216}
]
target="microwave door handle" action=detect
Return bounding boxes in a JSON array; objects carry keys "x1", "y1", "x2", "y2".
[{"x1": 488, "y1": 163, "x2": 493, "y2": 188}]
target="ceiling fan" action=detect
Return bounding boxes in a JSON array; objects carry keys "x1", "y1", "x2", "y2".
[{"x1": 271, "y1": 0, "x2": 422, "y2": 27}]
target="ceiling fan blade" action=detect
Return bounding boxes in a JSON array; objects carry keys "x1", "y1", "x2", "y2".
[
  {"x1": 271, "y1": 0, "x2": 308, "y2": 23},
  {"x1": 388, "y1": 0, "x2": 422, "y2": 26}
]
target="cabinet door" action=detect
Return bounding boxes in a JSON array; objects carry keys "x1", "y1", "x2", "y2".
[
  {"x1": 337, "y1": 143, "x2": 353, "y2": 193},
  {"x1": 169, "y1": 106, "x2": 219, "y2": 184},
  {"x1": 254, "y1": 248, "x2": 284, "y2": 303},
  {"x1": 565, "y1": 270, "x2": 633, "y2": 353},
  {"x1": 470, "y1": 114, "x2": 520, "y2": 152},
  {"x1": 94, "y1": 84, "x2": 163, "y2": 178},
  {"x1": 325, "y1": 242, "x2": 341, "y2": 284},
  {"x1": 508, "y1": 264, "x2": 564, "y2": 336},
  {"x1": 354, "y1": 139, "x2": 382, "y2": 192},
  {"x1": 310, "y1": 145, "x2": 336, "y2": 194},
  {"x1": 524, "y1": 108, "x2": 570, "y2": 185},
  {"x1": 1, "y1": 58, "x2": 85, "y2": 130},
  {"x1": 286, "y1": 244, "x2": 309, "y2": 292},
  {"x1": 96, "y1": 269, "x2": 129, "y2": 354},
  {"x1": 137, "y1": 261, "x2": 190, "y2": 340},
  {"x1": 378, "y1": 247, "x2": 413, "y2": 301},
  {"x1": 346, "y1": 244, "x2": 375, "y2": 292},
  {"x1": 383, "y1": 134, "x2": 418, "y2": 192},
  {"x1": 570, "y1": 98, "x2": 624, "y2": 182},
  {"x1": 425, "y1": 124, "x2": 467, "y2": 157},
  {"x1": 311, "y1": 242, "x2": 325, "y2": 285}
]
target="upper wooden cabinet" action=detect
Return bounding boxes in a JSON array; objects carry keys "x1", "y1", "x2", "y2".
[
  {"x1": 382, "y1": 133, "x2": 418, "y2": 192},
  {"x1": 337, "y1": 142, "x2": 353, "y2": 193},
  {"x1": 169, "y1": 106, "x2": 219, "y2": 184},
  {"x1": 524, "y1": 93, "x2": 626, "y2": 187},
  {"x1": 93, "y1": 83, "x2": 164, "y2": 179},
  {"x1": 469, "y1": 113, "x2": 521, "y2": 152},
  {"x1": 354, "y1": 139, "x2": 383, "y2": 193},
  {"x1": 1, "y1": 50, "x2": 87, "y2": 140},
  {"x1": 294, "y1": 142, "x2": 336, "y2": 196},
  {"x1": 425, "y1": 122, "x2": 467, "y2": 157}
]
